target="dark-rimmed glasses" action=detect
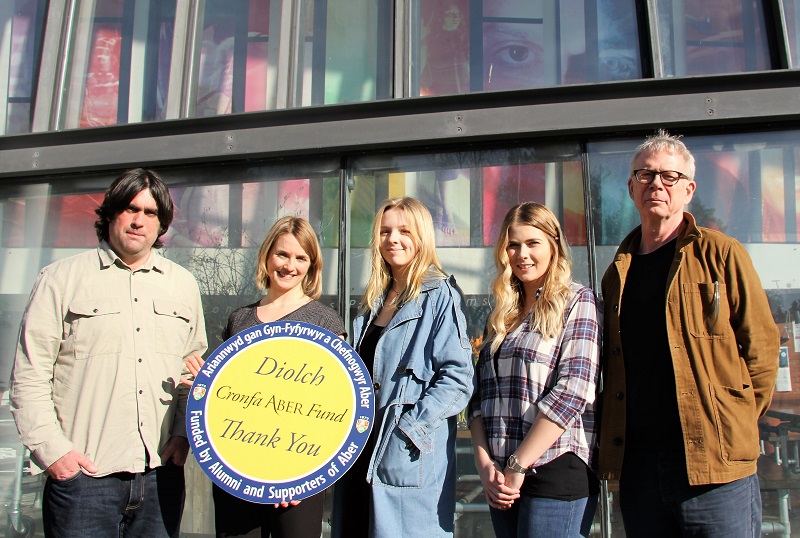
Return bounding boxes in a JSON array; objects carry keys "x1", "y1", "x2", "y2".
[{"x1": 632, "y1": 169, "x2": 689, "y2": 186}]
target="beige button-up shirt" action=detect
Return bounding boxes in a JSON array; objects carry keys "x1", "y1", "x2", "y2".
[{"x1": 11, "y1": 242, "x2": 207, "y2": 476}]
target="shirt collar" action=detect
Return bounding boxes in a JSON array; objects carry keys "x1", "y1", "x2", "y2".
[{"x1": 97, "y1": 240, "x2": 165, "y2": 273}]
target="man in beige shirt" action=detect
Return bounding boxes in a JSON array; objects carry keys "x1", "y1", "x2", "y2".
[{"x1": 11, "y1": 169, "x2": 207, "y2": 537}]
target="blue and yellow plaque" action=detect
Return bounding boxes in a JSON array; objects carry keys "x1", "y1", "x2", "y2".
[{"x1": 187, "y1": 321, "x2": 374, "y2": 503}]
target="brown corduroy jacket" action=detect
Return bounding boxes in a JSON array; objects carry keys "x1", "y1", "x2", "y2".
[{"x1": 598, "y1": 212, "x2": 779, "y2": 485}]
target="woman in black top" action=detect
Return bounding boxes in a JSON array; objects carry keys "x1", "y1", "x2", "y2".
[{"x1": 184, "y1": 216, "x2": 344, "y2": 538}]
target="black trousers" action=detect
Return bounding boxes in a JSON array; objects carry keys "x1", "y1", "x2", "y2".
[{"x1": 212, "y1": 484, "x2": 325, "y2": 538}]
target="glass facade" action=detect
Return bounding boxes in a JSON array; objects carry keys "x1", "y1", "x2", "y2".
[
  {"x1": 1, "y1": 0, "x2": 47, "y2": 135},
  {"x1": 783, "y1": 0, "x2": 800, "y2": 68},
  {"x1": 416, "y1": 0, "x2": 642, "y2": 95},
  {"x1": 61, "y1": 0, "x2": 178, "y2": 128},
  {"x1": 2, "y1": 129, "x2": 800, "y2": 535},
  {"x1": 8, "y1": 0, "x2": 797, "y2": 132},
  {"x1": 2, "y1": 0, "x2": 800, "y2": 537},
  {"x1": 653, "y1": 0, "x2": 771, "y2": 77}
]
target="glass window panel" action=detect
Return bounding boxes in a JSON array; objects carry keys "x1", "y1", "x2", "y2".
[
  {"x1": 783, "y1": 0, "x2": 800, "y2": 68},
  {"x1": 589, "y1": 131, "x2": 800, "y2": 536},
  {"x1": 0, "y1": 157, "x2": 341, "y2": 536},
  {"x1": 62, "y1": 0, "x2": 177, "y2": 129},
  {"x1": 419, "y1": 0, "x2": 471, "y2": 95},
  {"x1": 655, "y1": 0, "x2": 770, "y2": 77},
  {"x1": 297, "y1": 0, "x2": 393, "y2": 106},
  {"x1": 348, "y1": 144, "x2": 593, "y2": 534},
  {"x1": 194, "y1": 0, "x2": 279, "y2": 116},
  {"x1": 1, "y1": 0, "x2": 47, "y2": 135},
  {"x1": 349, "y1": 144, "x2": 588, "y2": 333},
  {"x1": 592, "y1": 132, "x2": 800, "y2": 248},
  {"x1": 415, "y1": 0, "x2": 641, "y2": 96}
]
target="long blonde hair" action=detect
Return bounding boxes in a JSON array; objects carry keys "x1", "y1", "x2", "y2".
[
  {"x1": 486, "y1": 202, "x2": 573, "y2": 354},
  {"x1": 360, "y1": 197, "x2": 445, "y2": 312},
  {"x1": 254, "y1": 216, "x2": 323, "y2": 300}
]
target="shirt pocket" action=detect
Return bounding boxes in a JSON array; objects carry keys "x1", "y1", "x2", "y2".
[
  {"x1": 153, "y1": 298, "x2": 193, "y2": 358},
  {"x1": 683, "y1": 282, "x2": 730, "y2": 339},
  {"x1": 67, "y1": 298, "x2": 123, "y2": 360},
  {"x1": 521, "y1": 334, "x2": 559, "y2": 373}
]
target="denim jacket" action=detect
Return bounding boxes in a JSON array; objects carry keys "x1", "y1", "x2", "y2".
[{"x1": 352, "y1": 274, "x2": 473, "y2": 537}]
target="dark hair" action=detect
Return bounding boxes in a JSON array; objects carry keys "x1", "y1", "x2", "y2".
[{"x1": 94, "y1": 168, "x2": 174, "y2": 249}]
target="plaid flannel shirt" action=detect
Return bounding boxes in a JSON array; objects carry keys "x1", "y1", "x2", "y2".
[{"x1": 468, "y1": 282, "x2": 601, "y2": 469}]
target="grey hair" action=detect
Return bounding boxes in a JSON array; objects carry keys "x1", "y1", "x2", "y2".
[{"x1": 630, "y1": 129, "x2": 696, "y2": 180}]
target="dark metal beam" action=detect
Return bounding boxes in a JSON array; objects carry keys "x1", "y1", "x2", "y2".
[{"x1": 2, "y1": 71, "x2": 800, "y2": 179}]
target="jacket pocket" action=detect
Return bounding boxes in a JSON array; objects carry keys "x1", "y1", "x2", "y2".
[
  {"x1": 709, "y1": 383, "x2": 759, "y2": 463},
  {"x1": 683, "y1": 282, "x2": 730, "y2": 339},
  {"x1": 153, "y1": 298, "x2": 193, "y2": 357},
  {"x1": 67, "y1": 298, "x2": 123, "y2": 359},
  {"x1": 375, "y1": 409, "x2": 423, "y2": 488}
]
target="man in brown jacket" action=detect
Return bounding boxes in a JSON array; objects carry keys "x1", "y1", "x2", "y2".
[{"x1": 598, "y1": 130, "x2": 779, "y2": 537}]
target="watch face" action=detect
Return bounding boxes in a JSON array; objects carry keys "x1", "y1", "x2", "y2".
[{"x1": 507, "y1": 455, "x2": 525, "y2": 473}]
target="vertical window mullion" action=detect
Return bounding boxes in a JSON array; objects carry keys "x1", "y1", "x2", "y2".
[
  {"x1": 179, "y1": 0, "x2": 204, "y2": 118},
  {"x1": 543, "y1": 0, "x2": 558, "y2": 85},
  {"x1": 468, "y1": 0, "x2": 481, "y2": 91},
  {"x1": 766, "y1": 0, "x2": 792, "y2": 68},
  {"x1": 231, "y1": 0, "x2": 249, "y2": 113},
  {"x1": 118, "y1": 0, "x2": 137, "y2": 125},
  {"x1": 275, "y1": 0, "x2": 295, "y2": 108},
  {"x1": 339, "y1": 158, "x2": 352, "y2": 331},
  {"x1": 309, "y1": 0, "x2": 326, "y2": 106},
  {"x1": 33, "y1": 0, "x2": 73, "y2": 132},
  {"x1": 61, "y1": 0, "x2": 99, "y2": 129},
  {"x1": 645, "y1": 0, "x2": 665, "y2": 77},
  {"x1": 783, "y1": 146, "x2": 797, "y2": 242},
  {"x1": 0, "y1": 1, "x2": 14, "y2": 134},
  {"x1": 392, "y1": 0, "x2": 407, "y2": 98},
  {"x1": 750, "y1": 151, "x2": 764, "y2": 242}
]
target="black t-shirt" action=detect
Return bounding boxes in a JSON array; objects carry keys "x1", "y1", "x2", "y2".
[
  {"x1": 520, "y1": 452, "x2": 599, "y2": 500},
  {"x1": 619, "y1": 239, "x2": 683, "y2": 453},
  {"x1": 334, "y1": 322, "x2": 383, "y2": 538}
]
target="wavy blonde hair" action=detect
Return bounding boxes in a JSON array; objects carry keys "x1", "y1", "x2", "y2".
[
  {"x1": 486, "y1": 202, "x2": 573, "y2": 354},
  {"x1": 254, "y1": 216, "x2": 322, "y2": 300},
  {"x1": 360, "y1": 197, "x2": 445, "y2": 312}
]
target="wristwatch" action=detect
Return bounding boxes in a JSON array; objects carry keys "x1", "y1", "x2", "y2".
[{"x1": 506, "y1": 454, "x2": 528, "y2": 474}]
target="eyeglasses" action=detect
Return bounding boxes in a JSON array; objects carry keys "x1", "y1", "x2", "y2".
[{"x1": 632, "y1": 169, "x2": 689, "y2": 187}]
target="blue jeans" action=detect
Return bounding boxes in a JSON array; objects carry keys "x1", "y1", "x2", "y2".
[
  {"x1": 489, "y1": 494, "x2": 596, "y2": 538},
  {"x1": 43, "y1": 463, "x2": 185, "y2": 538},
  {"x1": 620, "y1": 451, "x2": 761, "y2": 538}
]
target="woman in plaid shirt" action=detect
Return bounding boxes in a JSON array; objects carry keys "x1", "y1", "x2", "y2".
[{"x1": 468, "y1": 202, "x2": 601, "y2": 538}]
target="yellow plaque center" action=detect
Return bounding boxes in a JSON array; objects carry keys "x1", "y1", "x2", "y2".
[{"x1": 206, "y1": 337, "x2": 354, "y2": 481}]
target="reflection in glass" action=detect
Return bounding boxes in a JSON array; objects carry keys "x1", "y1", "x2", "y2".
[
  {"x1": 655, "y1": 0, "x2": 770, "y2": 76},
  {"x1": 298, "y1": 0, "x2": 392, "y2": 105},
  {"x1": 195, "y1": 0, "x2": 275, "y2": 116},
  {"x1": 348, "y1": 146, "x2": 591, "y2": 533},
  {"x1": 350, "y1": 146, "x2": 587, "y2": 295},
  {"x1": 420, "y1": 0, "x2": 471, "y2": 95},
  {"x1": 783, "y1": 0, "x2": 800, "y2": 68},
  {"x1": 476, "y1": 0, "x2": 641, "y2": 93},
  {"x1": 2, "y1": 0, "x2": 46, "y2": 135},
  {"x1": 589, "y1": 131, "x2": 800, "y2": 248},
  {"x1": 63, "y1": 0, "x2": 177, "y2": 128}
]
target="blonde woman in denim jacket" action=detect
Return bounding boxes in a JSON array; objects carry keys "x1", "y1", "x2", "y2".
[{"x1": 332, "y1": 197, "x2": 473, "y2": 538}]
